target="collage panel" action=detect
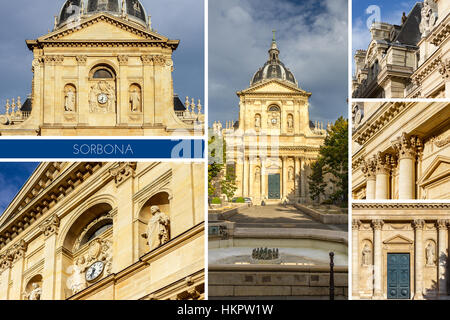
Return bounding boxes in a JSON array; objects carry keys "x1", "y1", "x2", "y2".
[
  {"x1": 0, "y1": 161, "x2": 205, "y2": 300},
  {"x1": 0, "y1": 0, "x2": 205, "y2": 137},
  {"x1": 208, "y1": 0, "x2": 349, "y2": 300},
  {"x1": 352, "y1": 0, "x2": 450, "y2": 99}
]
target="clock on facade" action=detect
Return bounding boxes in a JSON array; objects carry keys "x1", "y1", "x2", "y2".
[
  {"x1": 271, "y1": 118, "x2": 277, "y2": 124},
  {"x1": 97, "y1": 93, "x2": 108, "y2": 105},
  {"x1": 85, "y1": 261, "x2": 104, "y2": 282}
]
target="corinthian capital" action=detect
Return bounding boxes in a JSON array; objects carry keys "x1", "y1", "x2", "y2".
[
  {"x1": 361, "y1": 157, "x2": 376, "y2": 180},
  {"x1": 352, "y1": 219, "x2": 361, "y2": 230},
  {"x1": 40, "y1": 215, "x2": 60, "y2": 238},
  {"x1": 375, "y1": 152, "x2": 395, "y2": 174},
  {"x1": 371, "y1": 219, "x2": 384, "y2": 230},
  {"x1": 391, "y1": 133, "x2": 422, "y2": 160},
  {"x1": 412, "y1": 219, "x2": 425, "y2": 230},
  {"x1": 109, "y1": 162, "x2": 137, "y2": 186},
  {"x1": 438, "y1": 59, "x2": 450, "y2": 79}
]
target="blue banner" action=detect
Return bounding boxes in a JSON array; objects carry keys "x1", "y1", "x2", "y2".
[{"x1": 0, "y1": 140, "x2": 205, "y2": 159}]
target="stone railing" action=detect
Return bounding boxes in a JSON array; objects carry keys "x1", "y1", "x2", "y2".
[
  {"x1": 0, "y1": 97, "x2": 30, "y2": 125},
  {"x1": 176, "y1": 96, "x2": 204, "y2": 125}
]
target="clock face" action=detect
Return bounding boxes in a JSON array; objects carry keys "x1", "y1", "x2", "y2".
[
  {"x1": 97, "y1": 93, "x2": 108, "y2": 104},
  {"x1": 271, "y1": 118, "x2": 277, "y2": 124},
  {"x1": 85, "y1": 261, "x2": 104, "y2": 282}
]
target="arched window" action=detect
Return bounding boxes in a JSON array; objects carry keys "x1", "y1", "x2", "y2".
[
  {"x1": 268, "y1": 105, "x2": 280, "y2": 112},
  {"x1": 93, "y1": 68, "x2": 114, "y2": 79},
  {"x1": 79, "y1": 221, "x2": 113, "y2": 247}
]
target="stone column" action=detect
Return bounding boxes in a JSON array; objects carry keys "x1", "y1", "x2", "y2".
[
  {"x1": 76, "y1": 56, "x2": 88, "y2": 125},
  {"x1": 437, "y1": 220, "x2": 448, "y2": 296},
  {"x1": 0, "y1": 262, "x2": 11, "y2": 300},
  {"x1": 118, "y1": 55, "x2": 129, "y2": 125},
  {"x1": 372, "y1": 219, "x2": 384, "y2": 299},
  {"x1": 294, "y1": 157, "x2": 301, "y2": 199},
  {"x1": 141, "y1": 55, "x2": 155, "y2": 124},
  {"x1": 248, "y1": 159, "x2": 253, "y2": 199},
  {"x1": 10, "y1": 240, "x2": 27, "y2": 300},
  {"x1": 282, "y1": 156, "x2": 288, "y2": 200},
  {"x1": 352, "y1": 220, "x2": 361, "y2": 299},
  {"x1": 375, "y1": 153, "x2": 393, "y2": 199},
  {"x1": 243, "y1": 156, "x2": 249, "y2": 197},
  {"x1": 413, "y1": 219, "x2": 425, "y2": 300},
  {"x1": 362, "y1": 158, "x2": 376, "y2": 200},
  {"x1": 40, "y1": 215, "x2": 60, "y2": 300},
  {"x1": 392, "y1": 133, "x2": 422, "y2": 199},
  {"x1": 111, "y1": 163, "x2": 136, "y2": 271},
  {"x1": 300, "y1": 158, "x2": 307, "y2": 201},
  {"x1": 261, "y1": 158, "x2": 266, "y2": 200}
]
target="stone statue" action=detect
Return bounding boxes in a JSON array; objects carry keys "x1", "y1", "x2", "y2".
[
  {"x1": 288, "y1": 167, "x2": 294, "y2": 181},
  {"x1": 255, "y1": 115, "x2": 261, "y2": 128},
  {"x1": 70, "y1": 257, "x2": 87, "y2": 294},
  {"x1": 64, "y1": 87, "x2": 76, "y2": 112},
  {"x1": 362, "y1": 244, "x2": 371, "y2": 266},
  {"x1": 141, "y1": 206, "x2": 170, "y2": 250},
  {"x1": 426, "y1": 242, "x2": 435, "y2": 266},
  {"x1": 28, "y1": 283, "x2": 42, "y2": 300},
  {"x1": 254, "y1": 167, "x2": 260, "y2": 181},
  {"x1": 130, "y1": 88, "x2": 141, "y2": 112},
  {"x1": 287, "y1": 115, "x2": 293, "y2": 128},
  {"x1": 89, "y1": 85, "x2": 99, "y2": 112},
  {"x1": 420, "y1": 0, "x2": 438, "y2": 37}
]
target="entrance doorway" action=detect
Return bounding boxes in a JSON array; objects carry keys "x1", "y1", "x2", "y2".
[
  {"x1": 268, "y1": 174, "x2": 280, "y2": 199},
  {"x1": 387, "y1": 253, "x2": 410, "y2": 299}
]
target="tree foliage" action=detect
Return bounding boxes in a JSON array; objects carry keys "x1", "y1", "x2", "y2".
[{"x1": 308, "y1": 117, "x2": 348, "y2": 206}]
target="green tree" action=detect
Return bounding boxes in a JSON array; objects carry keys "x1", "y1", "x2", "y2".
[
  {"x1": 308, "y1": 117, "x2": 348, "y2": 206},
  {"x1": 308, "y1": 159, "x2": 327, "y2": 202}
]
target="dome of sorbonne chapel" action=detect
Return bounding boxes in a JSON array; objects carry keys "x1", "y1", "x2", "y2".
[
  {"x1": 57, "y1": 0, "x2": 148, "y2": 29},
  {"x1": 251, "y1": 33, "x2": 298, "y2": 87}
]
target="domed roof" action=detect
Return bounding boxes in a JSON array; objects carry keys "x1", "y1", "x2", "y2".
[
  {"x1": 57, "y1": 0, "x2": 148, "y2": 29},
  {"x1": 251, "y1": 38, "x2": 298, "y2": 87}
]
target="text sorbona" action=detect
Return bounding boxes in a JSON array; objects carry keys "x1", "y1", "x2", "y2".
[{"x1": 73, "y1": 144, "x2": 134, "y2": 155}]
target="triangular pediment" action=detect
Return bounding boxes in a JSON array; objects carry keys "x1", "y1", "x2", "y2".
[
  {"x1": 239, "y1": 79, "x2": 311, "y2": 96},
  {"x1": 383, "y1": 235, "x2": 413, "y2": 245},
  {"x1": 418, "y1": 156, "x2": 450, "y2": 186},
  {"x1": 37, "y1": 13, "x2": 167, "y2": 42}
]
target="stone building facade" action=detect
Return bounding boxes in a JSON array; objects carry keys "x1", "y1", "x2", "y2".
[
  {"x1": 0, "y1": 0, "x2": 203, "y2": 136},
  {"x1": 213, "y1": 38, "x2": 328, "y2": 204},
  {"x1": 353, "y1": 0, "x2": 450, "y2": 98},
  {"x1": 352, "y1": 101, "x2": 450, "y2": 200},
  {"x1": 352, "y1": 203, "x2": 450, "y2": 300},
  {"x1": 0, "y1": 162, "x2": 204, "y2": 300}
]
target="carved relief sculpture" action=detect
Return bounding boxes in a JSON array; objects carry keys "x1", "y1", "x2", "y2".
[
  {"x1": 89, "y1": 81, "x2": 116, "y2": 113},
  {"x1": 419, "y1": 0, "x2": 438, "y2": 37},
  {"x1": 141, "y1": 206, "x2": 170, "y2": 250},
  {"x1": 69, "y1": 257, "x2": 87, "y2": 294}
]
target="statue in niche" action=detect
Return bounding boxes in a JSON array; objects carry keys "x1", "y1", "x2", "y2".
[
  {"x1": 255, "y1": 115, "x2": 261, "y2": 129},
  {"x1": 288, "y1": 167, "x2": 294, "y2": 181},
  {"x1": 287, "y1": 114, "x2": 294, "y2": 129},
  {"x1": 129, "y1": 87, "x2": 141, "y2": 112},
  {"x1": 69, "y1": 257, "x2": 87, "y2": 294},
  {"x1": 426, "y1": 242, "x2": 435, "y2": 266},
  {"x1": 362, "y1": 244, "x2": 371, "y2": 266},
  {"x1": 141, "y1": 206, "x2": 170, "y2": 250},
  {"x1": 64, "y1": 86, "x2": 76, "y2": 112},
  {"x1": 27, "y1": 283, "x2": 42, "y2": 300},
  {"x1": 254, "y1": 167, "x2": 261, "y2": 181}
]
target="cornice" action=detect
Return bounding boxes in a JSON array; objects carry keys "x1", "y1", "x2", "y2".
[
  {"x1": 429, "y1": 11, "x2": 450, "y2": 46},
  {"x1": 353, "y1": 203, "x2": 450, "y2": 209}
]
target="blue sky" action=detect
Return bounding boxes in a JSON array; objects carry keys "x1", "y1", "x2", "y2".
[
  {"x1": 352, "y1": 0, "x2": 418, "y2": 72},
  {"x1": 0, "y1": 163, "x2": 38, "y2": 216},
  {"x1": 209, "y1": 0, "x2": 348, "y2": 127},
  {"x1": 0, "y1": 0, "x2": 204, "y2": 112}
]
